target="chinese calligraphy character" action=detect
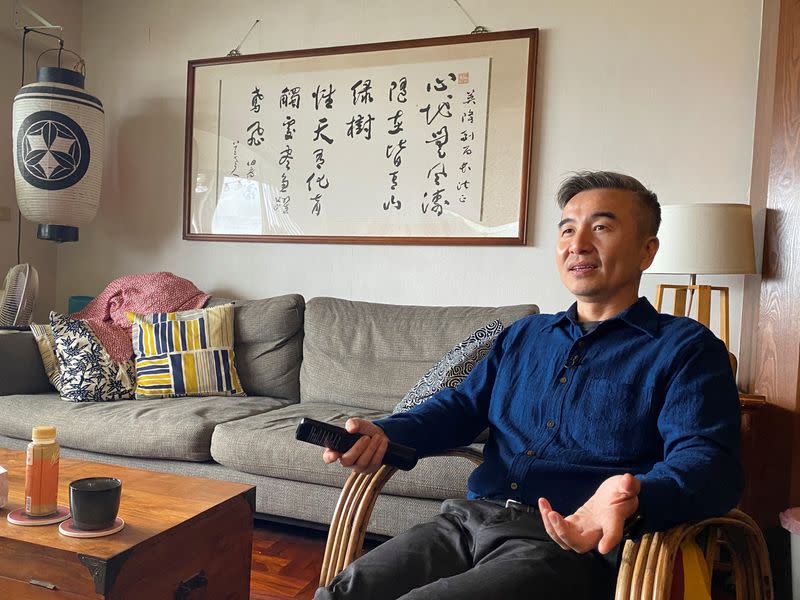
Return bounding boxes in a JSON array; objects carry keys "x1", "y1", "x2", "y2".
[
  {"x1": 279, "y1": 145, "x2": 294, "y2": 170},
  {"x1": 387, "y1": 110, "x2": 404, "y2": 135},
  {"x1": 246, "y1": 159, "x2": 256, "y2": 179},
  {"x1": 427, "y1": 162, "x2": 447, "y2": 186},
  {"x1": 279, "y1": 86, "x2": 301, "y2": 109},
  {"x1": 251, "y1": 86, "x2": 264, "y2": 113},
  {"x1": 426, "y1": 73, "x2": 456, "y2": 92},
  {"x1": 247, "y1": 121, "x2": 264, "y2": 146},
  {"x1": 460, "y1": 130, "x2": 475, "y2": 142},
  {"x1": 388, "y1": 170, "x2": 399, "y2": 190},
  {"x1": 426, "y1": 125, "x2": 449, "y2": 158},
  {"x1": 389, "y1": 77, "x2": 407, "y2": 103},
  {"x1": 312, "y1": 83, "x2": 336, "y2": 110},
  {"x1": 280, "y1": 172, "x2": 289, "y2": 192},
  {"x1": 383, "y1": 195, "x2": 402, "y2": 211},
  {"x1": 283, "y1": 116, "x2": 296, "y2": 140},
  {"x1": 313, "y1": 117, "x2": 334, "y2": 145},
  {"x1": 421, "y1": 189, "x2": 447, "y2": 217},
  {"x1": 314, "y1": 148, "x2": 326, "y2": 169},
  {"x1": 385, "y1": 139, "x2": 407, "y2": 167},
  {"x1": 346, "y1": 114, "x2": 374, "y2": 140},
  {"x1": 419, "y1": 100, "x2": 452, "y2": 126},
  {"x1": 351, "y1": 79, "x2": 374, "y2": 105},
  {"x1": 306, "y1": 172, "x2": 330, "y2": 191},
  {"x1": 310, "y1": 193, "x2": 322, "y2": 216}
]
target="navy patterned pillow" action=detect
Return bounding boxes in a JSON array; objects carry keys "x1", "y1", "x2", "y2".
[
  {"x1": 50, "y1": 312, "x2": 136, "y2": 403},
  {"x1": 393, "y1": 320, "x2": 504, "y2": 414}
]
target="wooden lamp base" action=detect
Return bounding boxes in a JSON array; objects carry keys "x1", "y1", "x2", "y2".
[{"x1": 655, "y1": 282, "x2": 736, "y2": 375}]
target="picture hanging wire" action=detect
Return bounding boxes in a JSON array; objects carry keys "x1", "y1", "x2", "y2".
[
  {"x1": 453, "y1": 0, "x2": 489, "y2": 33},
  {"x1": 228, "y1": 19, "x2": 261, "y2": 56}
]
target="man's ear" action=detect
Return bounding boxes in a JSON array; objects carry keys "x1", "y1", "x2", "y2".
[{"x1": 639, "y1": 236, "x2": 660, "y2": 271}]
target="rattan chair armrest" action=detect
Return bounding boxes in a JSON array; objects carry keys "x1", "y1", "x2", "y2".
[
  {"x1": 320, "y1": 448, "x2": 484, "y2": 586},
  {"x1": 614, "y1": 508, "x2": 772, "y2": 600}
]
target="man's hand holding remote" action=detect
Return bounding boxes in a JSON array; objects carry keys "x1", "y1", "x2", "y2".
[{"x1": 321, "y1": 418, "x2": 389, "y2": 474}]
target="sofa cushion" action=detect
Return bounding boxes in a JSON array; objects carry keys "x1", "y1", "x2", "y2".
[
  {"x1": 0, "y1": 393, "x2": 293, "y2": 461},
  {"x1": 29, "y1": 324, "x2": 62, "y2": 391},
  {"x1": 393, "y1": 319, "x2": 504, "y2": 414},
  {"x1": 211, "y1": 402, "x2": 481, "y2": 501},
  {"x1": 208, "y1": 295, "x2": 304, "y2": 401},
  {"x1": 128, "y1": 304, "x2": 245, "y2": 399},
  {"x1": 300, "y1": 297, "x2": 538, "y2": 412},
  {"x1": 51, "y1": 312, "x2": 136, "y2": 402}
]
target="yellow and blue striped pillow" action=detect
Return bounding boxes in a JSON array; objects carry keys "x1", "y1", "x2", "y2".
[{"x1": 127, "y1": 303, "x2": 245, "y2": 399}]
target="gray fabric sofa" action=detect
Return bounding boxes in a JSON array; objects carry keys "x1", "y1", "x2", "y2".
[{"x1": 0, "y1": 295, "x2": 538, "y2": 536}]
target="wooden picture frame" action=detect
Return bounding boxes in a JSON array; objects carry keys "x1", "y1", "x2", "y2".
[{"x1": 183, "y1": 29, "x2": 538, "y2": 245}]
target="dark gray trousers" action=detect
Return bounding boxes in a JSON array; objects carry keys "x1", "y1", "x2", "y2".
[{"x1": 315, "y1": 499, "x2": 617, "y2": 600}]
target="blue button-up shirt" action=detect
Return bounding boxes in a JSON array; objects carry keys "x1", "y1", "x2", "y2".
[{"x1": 375, "y1": 297, "x2": 742, "y2": 532}]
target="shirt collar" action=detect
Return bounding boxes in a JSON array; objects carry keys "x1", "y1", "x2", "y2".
[{"x1": 543, "y1": 297, "x2": 659, "y2": 338}]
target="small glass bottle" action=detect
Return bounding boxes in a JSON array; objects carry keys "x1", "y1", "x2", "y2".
[{"x1": 24, "y1": 425, "x2": 60, "y2": 516}]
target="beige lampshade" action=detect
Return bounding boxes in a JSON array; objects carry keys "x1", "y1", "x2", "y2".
[{"x1": 647, "y1": 203, "x2": 756, "y2": 275}]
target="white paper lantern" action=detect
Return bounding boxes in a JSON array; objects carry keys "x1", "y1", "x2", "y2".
[{"x1": 12, "y1": 67, "x2": 104, "y2": 242}]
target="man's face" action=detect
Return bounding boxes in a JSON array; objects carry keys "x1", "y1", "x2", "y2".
[{"x1": 556, "y1": 188, "x2": 659, "y2": 309}]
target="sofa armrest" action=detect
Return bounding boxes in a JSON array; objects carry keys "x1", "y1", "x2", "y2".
[{"x1": 0, "y1": 331, "x2": 53, "y2": 395}]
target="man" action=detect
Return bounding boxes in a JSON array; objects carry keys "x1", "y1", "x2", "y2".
[{"x1": 315, "y1": 171, "x2": 742, "y2": 599}]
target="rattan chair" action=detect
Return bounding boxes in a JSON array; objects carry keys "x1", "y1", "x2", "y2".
[{"x1": 320, "y1": 449, "x2": 773, "y2": 599}]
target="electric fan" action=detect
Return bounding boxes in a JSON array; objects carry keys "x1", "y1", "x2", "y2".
[{"x1": 0, "y1": 263, "x2": 39, "y2": 327}]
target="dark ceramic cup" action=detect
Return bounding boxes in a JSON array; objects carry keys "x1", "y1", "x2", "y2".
[{"x1": 69, "y1": 477, "x2": 122, "y2": 530}]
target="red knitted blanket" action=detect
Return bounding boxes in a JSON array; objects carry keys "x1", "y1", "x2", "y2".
[{"x1": 72, "y1": 272, "x2": 210, "y2": 362}]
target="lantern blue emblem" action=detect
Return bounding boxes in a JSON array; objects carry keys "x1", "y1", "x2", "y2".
[{"x1": 17, "y1": 110, "x2": 90, "y2": 191}]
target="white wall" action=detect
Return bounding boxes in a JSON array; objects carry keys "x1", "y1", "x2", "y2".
[
  {"x1": 0, "y1": 0, "x2": 82, "y2": 321},
  {"x1": 61, "y1": 0, "x2": 762, "y2": 355}
]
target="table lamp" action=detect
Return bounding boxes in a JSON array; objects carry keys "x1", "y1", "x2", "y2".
[{"x1": 647, "y1": 203, "x2": 756, "y2": 352}]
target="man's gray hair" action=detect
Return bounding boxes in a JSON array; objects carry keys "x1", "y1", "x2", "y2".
[{"x1": 556, "y1": 171, "x2": 661, "y2": 236}]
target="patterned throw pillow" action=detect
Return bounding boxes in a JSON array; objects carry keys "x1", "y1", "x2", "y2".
[
  {"x1": 393, "y1": 320, "x2": 504, "y2": 414},
  {"x1": 50, "y1": 313, "x2": 136, "y2": 402},
  {"x1": 127, "y1": 303, "x2": 245, "y2": 399},
  {"x1": 29, "y1": 323, "x2": 62, "y2": 391}
]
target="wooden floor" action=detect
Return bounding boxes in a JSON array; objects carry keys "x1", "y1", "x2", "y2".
[{"x1": 250, "y1": 521, "x2": 328, "y2": 600}]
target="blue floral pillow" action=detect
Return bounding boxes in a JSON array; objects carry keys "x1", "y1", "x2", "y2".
[
  {"x1": 393, "y1": 320, "x2": 504, "y2": 414},
  {"x1": 50, "y1": 312, "x2": 136, "y2": 402}
]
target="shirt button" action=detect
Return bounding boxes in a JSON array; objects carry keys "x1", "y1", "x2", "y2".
[
  {"x1": 578, "y1": 341, "x2": 585, "y2": 347},
  {"x1": 546, "y1": 419, "x2": 556, "y2": 429},
  {"x1": 510, "y1": 482, "x2": 519, "y2": 490},
  {"x1": 559, "y1": 376, "x2": 567, "y2": 384},
  {"x1": 526, "y1": 450, "x2": 537, "y2": 457}
]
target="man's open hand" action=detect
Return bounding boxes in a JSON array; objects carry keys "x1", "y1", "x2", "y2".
[
  {"x1": 321, "y1": 418, "x2": 389, "y2": 474},
  {"x1": 537, "y1": 473, "x2": 640, "y2": 554}
]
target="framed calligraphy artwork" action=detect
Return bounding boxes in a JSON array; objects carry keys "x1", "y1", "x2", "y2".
[{"x1": 183, "y1": 29, "x2": 538, "y2": 244}]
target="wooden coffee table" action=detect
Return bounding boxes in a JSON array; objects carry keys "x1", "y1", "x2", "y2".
[{"x1": 0, "y1": 448, "x2": 255, "y2": 599}]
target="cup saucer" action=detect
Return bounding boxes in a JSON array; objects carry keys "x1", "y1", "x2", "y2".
[
  {"x1": 7, "y1": 505, "x2": 70, "y2": 526},
  {"x1": 59, "y1": 516, "x2": 124, "y2": 538}
]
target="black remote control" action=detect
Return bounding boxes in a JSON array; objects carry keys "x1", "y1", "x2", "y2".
[{"x1": 295, "y1": 417, "x2": 418, "y2": 471}]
